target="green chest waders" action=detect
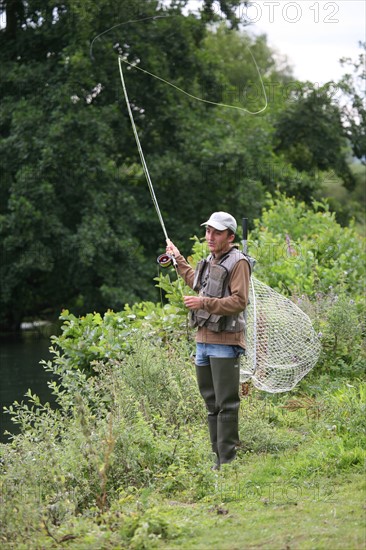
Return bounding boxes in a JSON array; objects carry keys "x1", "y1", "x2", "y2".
[{"x1": 195, "y1": 356, "x2": 240, "y2": 467}]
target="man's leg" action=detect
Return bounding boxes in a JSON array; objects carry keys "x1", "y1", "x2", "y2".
[
  {"x1": 210, "y1": 357, "x2": 240, "y2": 464},
  {"x1": 195, "y1": 364, "x2": 220, "y2": 467}
]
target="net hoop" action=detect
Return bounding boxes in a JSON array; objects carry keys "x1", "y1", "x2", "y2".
[{"x1": 240, "y1": 276, "x2": 321, "y2": 393}]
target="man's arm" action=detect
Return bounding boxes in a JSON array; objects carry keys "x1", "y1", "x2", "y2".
[{"x1": 166, "y1": 239, "x2": 195, "y2": 288}]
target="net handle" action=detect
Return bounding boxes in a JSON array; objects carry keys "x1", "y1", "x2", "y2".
[
  {"x1": 241, "y1": 217, "x2": 257, "y2": 377},
  {"x1": 242, "y1": 218, "x2": 248, "y2": 255}
]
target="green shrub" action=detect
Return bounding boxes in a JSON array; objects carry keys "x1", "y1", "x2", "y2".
[
  {"x1": 249, "y1": 193, "x2": 366, "y2": 301},
  {"x1": 0, "y1": 333, "x2": 211, "y2": 544},
  {"x1": 292, "y1": 289, "x2": 365, "y2": 375}
]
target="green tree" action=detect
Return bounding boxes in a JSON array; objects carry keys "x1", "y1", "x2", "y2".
[
  {"x1": 273, "y1": 83, "x2": 356, "y2": 190},
  {"x1": 337, "y1": 42, "x2": 366, "y2": 164},
  {"x1": 179, "y1": 24, "x2": 318, "y2": 211},
  {"x1": 0, "y1": 0, "x2": 256, "y2": 328},
  {"x1": 0, "y1": 0, "x2": 172, "y2": 328}
]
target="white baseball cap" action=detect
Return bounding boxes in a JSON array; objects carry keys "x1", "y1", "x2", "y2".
[{"x1": 201, "y1": 211, "x2": 237, "y2": 233}]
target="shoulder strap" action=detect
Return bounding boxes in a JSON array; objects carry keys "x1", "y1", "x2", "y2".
[{"x1": 219, "y1": 248, "x2": 255, "y2": 275}]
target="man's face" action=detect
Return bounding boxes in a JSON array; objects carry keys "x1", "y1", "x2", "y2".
[{"x1": 205, "y1": 226, "x2": 233, "y2": 256}]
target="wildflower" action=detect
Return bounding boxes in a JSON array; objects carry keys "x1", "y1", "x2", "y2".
[{"x1": 285, "y1": 234, "x2": 296, "y2": 256}]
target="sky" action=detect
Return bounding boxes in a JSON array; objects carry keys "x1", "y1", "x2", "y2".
[{"x1": 185, "y1": 0, "x2": 365, "y2": 84}]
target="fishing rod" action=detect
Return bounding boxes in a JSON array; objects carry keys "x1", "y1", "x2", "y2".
[
  {"x1": 118, "y1": 57, "x2": 179, "y2": 272},
  {"x1": 93, "y1": 15, "x2": 267, "y2": 269}
]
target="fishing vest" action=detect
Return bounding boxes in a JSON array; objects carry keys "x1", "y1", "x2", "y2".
[{"x1": 189, "y1": 248, "x2": 250, "y2": 333}]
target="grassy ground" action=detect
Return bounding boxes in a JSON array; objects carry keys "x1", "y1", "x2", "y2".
[
  {"x1": 8, "y1": 430, "x2": 362, "y2": 550},
  {"x1": 156, "y1": 470, "x2": 365, "y2": 550},
  {"x1": 22, "y1": 460, "x2": 364, "y2": 550}
]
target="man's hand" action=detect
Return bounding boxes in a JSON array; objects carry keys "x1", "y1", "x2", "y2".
[
  {"x1": 183, "y1": 295, "x2": 202, "y2": 310},
  {"x1": 166, "y1": 239, "x2": 180, "y2": 257}
]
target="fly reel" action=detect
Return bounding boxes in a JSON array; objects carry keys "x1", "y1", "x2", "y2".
[{"x1": 157, "y1": 253, "x2": 173, "y2": 268}]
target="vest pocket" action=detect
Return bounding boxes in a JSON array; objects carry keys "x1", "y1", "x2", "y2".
[
  {"x1": 189, "y1": 309, "x2": 210, "y2": 328},
  {"x1": 204, "y1": 264, "x2": 228, "y2": 297}
]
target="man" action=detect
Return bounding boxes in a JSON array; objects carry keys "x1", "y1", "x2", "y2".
[{"x1": 166, "y1": 211, "x2": 250, "y2": 469}]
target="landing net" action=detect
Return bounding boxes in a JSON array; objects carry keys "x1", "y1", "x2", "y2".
[{"x1": 240, "y1": 276, "x2": 321, "y2": 393}]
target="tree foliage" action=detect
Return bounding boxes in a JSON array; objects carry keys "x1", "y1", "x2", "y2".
[
  {"x1": 337, "y1": 41, "x2": 366, "y2": 164},
  {"x1": 273, "y1": 83, "x2": 356, "y2": 190},
  {"x1": 0, "y1": 0, "x2": 361, "y2": 328}
]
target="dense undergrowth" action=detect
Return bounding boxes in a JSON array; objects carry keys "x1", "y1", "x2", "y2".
[{"x1": 1, "y1": 196, "x2": 365, "y2": 549}]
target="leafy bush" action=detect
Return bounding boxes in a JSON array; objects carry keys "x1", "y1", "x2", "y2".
[
  {"x1": 249, "y1": 193, "x2": 366, "y2": 301},
  {"x1": 0, "y1": 331, "x2": 214, "y2": 542},
  {"x1": 53, "y1": 304, "x2": 193, "y2": 374},
  {"x1": 294, "y1": 289, "x2": 365, "y2": 375}
]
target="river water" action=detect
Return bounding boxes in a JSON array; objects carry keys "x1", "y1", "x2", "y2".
[{"x1": 0, "y1": 332, "x2": 56, "y2": 443}]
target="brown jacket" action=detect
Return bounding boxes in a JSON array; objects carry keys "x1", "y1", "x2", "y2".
[{"x1": 175, "y1": 247, "x2": 250, "y2": 348}]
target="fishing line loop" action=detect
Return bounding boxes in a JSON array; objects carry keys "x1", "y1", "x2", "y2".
[
  {"x1": 90, "y1": 14, "x2": 268, "y2": 114},
  {"x1": 118, "y1": 52, "x2": 268, "y2": 115},
  {"x1": 90, "y1": 14, "x2": 171, "y2": 61}
]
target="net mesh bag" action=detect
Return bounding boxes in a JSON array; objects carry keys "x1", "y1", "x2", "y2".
[{"x1": 240, "y1": 276, "x2": 321, "y2": 393}]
